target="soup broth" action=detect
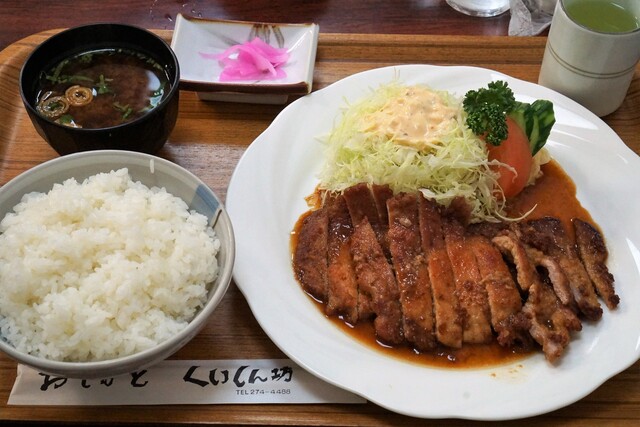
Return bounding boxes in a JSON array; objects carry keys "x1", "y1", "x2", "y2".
[{"x1": 35, "y1": 48, "x2": 170, "y2": 129}]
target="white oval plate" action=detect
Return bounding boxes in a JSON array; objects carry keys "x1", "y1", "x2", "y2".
[{"x1": 226, "y1": 65, "x2": 640, "y2": 420}]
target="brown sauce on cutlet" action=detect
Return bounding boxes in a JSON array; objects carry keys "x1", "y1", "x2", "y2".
[
  {"x1": 291, "y1": 159, "x2": 598, "y2": 368},
  {"x1": 506, "y1": 159, "x2": 597, "y2": 242},
  {"x1": 322, "y1": 302, "x2": 531, "y2": 368}
]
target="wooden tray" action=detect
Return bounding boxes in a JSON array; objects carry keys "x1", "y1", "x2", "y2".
[{"x1": 1, "y1": 30, "x2": 639, "y2": 426}]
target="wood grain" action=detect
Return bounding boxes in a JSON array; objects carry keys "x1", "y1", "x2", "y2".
[
  {"x1": 1, "y1": 29, "x2": 639, "y2": 426},
  {"x1": 0, "y1": 0, "x2": 516, "y2": 52}
]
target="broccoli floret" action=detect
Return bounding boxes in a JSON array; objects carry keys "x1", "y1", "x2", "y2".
[
  {"x1": 463, "y1": 80, "x2": 555, "y2": 154},
  {"x1": 462, "y1": 81, "x2": 516, "y2": 146}
]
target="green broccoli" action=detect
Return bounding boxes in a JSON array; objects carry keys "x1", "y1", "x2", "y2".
[{"x1": 463, "y1": 80, "x2": 555, "y2": 155}]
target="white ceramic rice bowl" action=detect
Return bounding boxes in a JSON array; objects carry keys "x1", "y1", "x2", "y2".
[{"x1": 0, "y1": 150, "x2": 234, "y2": 378}]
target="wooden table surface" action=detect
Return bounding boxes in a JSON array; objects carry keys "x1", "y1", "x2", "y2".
[
  {"x1": 1, "y1": 1, "x2": 639, "y2": 426},
  {"x1": 0, "y1": 0, "x2": 516, "y2": 52}
]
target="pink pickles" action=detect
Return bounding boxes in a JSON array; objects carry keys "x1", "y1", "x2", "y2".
[{"x1": 200, "y1": 37, "x2": 290, "y2": 82}]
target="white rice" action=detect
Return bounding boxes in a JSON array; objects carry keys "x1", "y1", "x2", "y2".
[{"x1": 0, "y1": 168, "x2": 220, "y2": 362}]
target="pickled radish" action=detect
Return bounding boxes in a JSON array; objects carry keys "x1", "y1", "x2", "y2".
[{"x1": 200, "y1": 37, "x2": 289, "y2": 81}]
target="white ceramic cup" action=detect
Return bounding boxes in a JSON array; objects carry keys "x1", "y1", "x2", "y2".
[
  {"x1": 445, "y1": 0, "x2": 510, "y2": 17},
  {"x1": 538, "y1": 0, "x2": 640, "y2": 117}
]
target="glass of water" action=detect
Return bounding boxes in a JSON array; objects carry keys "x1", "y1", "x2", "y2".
[{"x1": 446, "y1": 0, "x2": 510, "y2": 17}]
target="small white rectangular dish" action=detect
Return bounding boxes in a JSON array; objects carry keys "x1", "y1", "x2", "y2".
[{"x1": 170, "y1": 14, "x2": 319, "y2": 104}]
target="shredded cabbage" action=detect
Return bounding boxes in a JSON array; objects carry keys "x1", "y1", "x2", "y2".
[{"x1": 317, "y1": 82, "x2": 509, "y2": 223}]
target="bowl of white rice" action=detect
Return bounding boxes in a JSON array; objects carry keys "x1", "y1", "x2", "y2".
[{"x1": 0, "y1": 150, "x2": 234, "y2": 378}]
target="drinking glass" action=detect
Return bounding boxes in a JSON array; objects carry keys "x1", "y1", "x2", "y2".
[{"x1": 445, "y1": 0, "x2": 510, "y2": 17}]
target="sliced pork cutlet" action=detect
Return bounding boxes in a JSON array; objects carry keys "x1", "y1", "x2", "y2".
[
  {"x1": 372, "y1": 184, "x2": 394, "y2": 256},
  {"x1": 387, "y1": 193, "x2": 436, "y2": 351},
  {"x1": 522, "y1": 278, "x2": 583, "y2": 363},
  {"x1": 350, "y1": 217, "x2": 404, "y2": 345},
  {"x1": 444, "y1": 217, "x2": 493, "y2": 344},
  {"x1": 517, "y1": 217, "x2": 603, "y2": 320},
  {"x1": 293, "y1": 208, "x2": 329, "y2": 302},
  {"x1": 372, "y1": 184, "x2": 394, "y2": 226},
  {"x1": 468, "y1": 234, "x2": 529, "y2": 347},
  {"x1": 492, "y1": 230, "x2": 582, "y2": 362},
  {"x1": 492, "y1": 231, "x2": 539, "y2": 293},
  {"x1": 324, "y1": 193, "x2": 361, "y2": 324},
  {"x1": 473, "y1": 222, "x2": 573, "y2": 309},
  {"x1": 419, "y1": 197, "x2": 462, "y2": 348},
  {"x1": 524, "y1": 246, "x2": 576, "y2": 310},
  {"x1": 343, "y1": 183, "x2": 389, "y2": 255},
  {"x1": 467, "y1": 221, "x2": 510, "y2": 240},
  {"x1": 573, "y1": 218, "x2": 619, "y2": 310},
  {"x1": 444, "y1": 196, "x2": 473, "y2": 226}
]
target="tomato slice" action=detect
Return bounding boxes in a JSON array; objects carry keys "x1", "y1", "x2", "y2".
[{"x1": 486, "y1": 116, "x2": 532, "y2": 198}]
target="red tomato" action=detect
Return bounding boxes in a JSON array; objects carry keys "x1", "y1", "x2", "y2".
[{"x1": 486, "y1": 116, "x2": 532, "y2": 198}]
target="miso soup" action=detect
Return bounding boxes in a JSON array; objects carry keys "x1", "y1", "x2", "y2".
[{"x1": 35, "y1": 48, "x2": 170, "y2": 129}]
